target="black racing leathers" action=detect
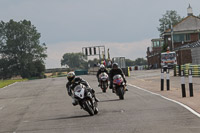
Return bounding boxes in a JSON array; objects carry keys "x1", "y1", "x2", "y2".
[
  {"x1": 66, "y1": 77, "x2": 96, "y2": 98},
  {"x1": 66, "y1": 77, "x2": 89, "y2": 96},
  {"x1": 109, "y1": 68, "x2": 127, "y2": 88}
]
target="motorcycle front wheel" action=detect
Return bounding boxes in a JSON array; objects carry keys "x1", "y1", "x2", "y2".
[
  {"x1": 83, "y1": 99, "x2": 94, "y2": 116},
  {"x1": 102, "y1": 82, "x2": 108, "y2": 93},
  {"x1": 118, "y1": 86, "x2": 124, "y2": 100}
]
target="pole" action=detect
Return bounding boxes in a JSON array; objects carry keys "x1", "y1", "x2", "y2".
[
  {"x1": 170, "y1": 20, "x2": 174, "y2": 51},
  {"x1": 174, "y1": 64, "x2": 177, "y2": 76},
  {"x1": 104, "y1": 46, "x2": 106, "y2": 60},
  {"x1": 188, "y1": 69, "x2": 194, "y2": 97},
  {"x1": 181, "y1": 70, "x2": 186, "y2": 97},
  {"x1": 161, "y1": 68, "x2": 164, "y2": 91},
  {"x1": 98, "y1": 46, "x2": 101, "y2": 63},
  {"x1": 178, "y1": 65, "x2": 181, "y2": 76},
  {"x1": 166, "y1": 69, "x2": 170, "y2": 91}
]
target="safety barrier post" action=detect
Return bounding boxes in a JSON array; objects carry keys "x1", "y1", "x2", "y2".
[
  {"x1": 181, "y1": 70, "x2": 186, "y2": 97},
  {"x1": 178, "y1": 65, "x2": 181, "y2": 76},
  {"x1": 174, "y1": 65, "x2": 177, "y2": 76},
  {"x1": 161, "y1": 68, "x2": 164, "y2": 91},
  {"x1": 166, "y1": 69, "x2": 170, "y2": 91},
  {"x1": 188, "y1": 69, "x2": 194, "y2": 97}
]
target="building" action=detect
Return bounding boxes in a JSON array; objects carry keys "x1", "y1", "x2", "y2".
[
  {"x1": 147, "y1": 38, "x2": 164, "y2": 68},
  {"x1": 147, "y1": 5, "x2": 200, "y2": 68}
]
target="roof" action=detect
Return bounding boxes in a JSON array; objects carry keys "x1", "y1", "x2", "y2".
[
  {"x1": 151, "y1": 38, "x2": 163, "y2": 41},
  {"x1": 161, "y1": 51, "x2": 176, "y2": 54},
  {"x1": 175, "y1": 40, "x2": 200, "y2": 51},
  {"x1": 165, "y1": 15, "x2": 200, "y2": 34},
  {"x1": 188, "y1": 4, "x2": 192, "y2": 9}
]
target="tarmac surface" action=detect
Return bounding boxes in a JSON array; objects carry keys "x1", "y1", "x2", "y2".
[
  {"x1": 0, "y1": 73, "x2": 200, "y2": 133},
  {"x1": 127, "y1": 69, "x2": 200, "y2": 113}
]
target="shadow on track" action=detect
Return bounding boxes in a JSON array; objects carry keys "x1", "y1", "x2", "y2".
[
  {"x1": 39, "y1": 115, "x2": 91, "y2": 122},
  {"x1": 95, "y1": 92, "x2": 104, "y2": 94},
  {"x1": 99, "y1": 99, "x2": 120, "y2": 103}
]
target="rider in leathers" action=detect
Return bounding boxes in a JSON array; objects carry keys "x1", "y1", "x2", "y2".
[
  {"x1": 96, "y1": 64, "x2": 108, "y2": 86},
  {"x1": 109, "y1": 63, "x2": 127, "y2": 92},
  {"x1": 66, "y1": 72, "x2": 99, "y2": 106}
]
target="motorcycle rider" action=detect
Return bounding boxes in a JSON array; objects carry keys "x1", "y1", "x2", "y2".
[
  {"x1": 66, "y1": 72, "x2": 99, "y2": 106},
  {"x1": 109, "y1": 63, "x2": 128, "y2": 92},
  {"x1": 96, "y1": 64, "x2": 108, "y2": 86}
]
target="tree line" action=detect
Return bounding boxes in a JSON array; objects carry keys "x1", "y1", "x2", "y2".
[
  {"x1": 0, "y1": 20, "x2": 47, "y2": 79},
  {"x1": 61, "y1": 52, "x2": 147, "y2": 70}
]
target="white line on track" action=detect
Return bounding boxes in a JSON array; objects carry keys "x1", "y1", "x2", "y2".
[
  {"x1": 0, "y1": 82, "x2": 18, "y2": 90},
  {"x1": 128, "y1": 83, "x2": 200, "y2": 118}
]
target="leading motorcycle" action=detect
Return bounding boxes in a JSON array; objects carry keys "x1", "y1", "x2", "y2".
[{"x1": 72, "y1": 83, "x2": 98, "y2": 116}]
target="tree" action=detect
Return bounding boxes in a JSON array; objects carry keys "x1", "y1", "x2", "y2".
[
  {"x1": 125, "y1": 59, "x2": 134, "y2": 66},
  {"x1": 61, "y1": 52, "x2": 87, "y2": 69},
  {"x1": 0, "y1": 19, "x2": 47, "y2": 79},
  {"x1": 158, "y1": 10, "x2": 183, "y2": 34},
  {"x1": 125, "y1": 58, "x2": 147, "y2": 66},
  {"x1": 88, "y1": 58, "x2": 99, "y2": 67},
  {"x1": 134, "y1": 58, "x2": 147, "y2": 66},
  {"x1": 162, "y1": 43, "x2": 169, "y2": 52},
  {"x1": 198, "y1": 14, "x2": 200, "y2": 18}
]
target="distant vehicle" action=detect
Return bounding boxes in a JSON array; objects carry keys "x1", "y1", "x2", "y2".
[{"x1": 161, "y1": 51, "x2": 177, "y2": 70}]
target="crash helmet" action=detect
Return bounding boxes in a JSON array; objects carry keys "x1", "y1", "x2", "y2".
[
  {"x1": 100, "y1": 64, "x2": 105, "y2": 70},
  {"x1": 67, "y1": 72, "x2": 75, "y2": 82},
  {"x1": 112, "y1": 63, "x2": 118, "y2": 69}
]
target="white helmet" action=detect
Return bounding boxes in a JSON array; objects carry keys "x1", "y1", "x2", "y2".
[{"x1": 100, "y1": 64, "x2": 105, "y2": 69}]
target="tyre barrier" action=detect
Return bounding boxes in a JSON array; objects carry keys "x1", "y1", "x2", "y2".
[{"x1": 175, "y1": 64, "x2": 200, "y2": 77}]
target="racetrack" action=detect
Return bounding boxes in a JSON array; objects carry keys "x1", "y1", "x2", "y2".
[{"x1": 0, "y1": 75, "x2": 200, "y2": 133}]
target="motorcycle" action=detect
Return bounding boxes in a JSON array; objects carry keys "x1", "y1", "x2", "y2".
[
  {"x1": 72, "y1": 83, "x2": 98, "y2": 116},
  {"x1": 113, "y1": 74, "x2": 126, "y2": 100},
  {"x1": 99, "y1": 72, "x2": 109, "y2": 93}
]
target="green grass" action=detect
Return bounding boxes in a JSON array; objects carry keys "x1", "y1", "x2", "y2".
[
  {"x1": 49, "y1": 74, "x2": 68, "y2": 78},
  {"x1": 0, "y1": 79, "x2": 27, "y2": 88}
]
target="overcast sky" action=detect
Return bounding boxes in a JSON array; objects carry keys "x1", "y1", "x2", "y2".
[{"x1": 1, "y1": 0, "x2": 200, "y2": 68}]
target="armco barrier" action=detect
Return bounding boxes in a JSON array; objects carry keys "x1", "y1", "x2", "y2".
[
  {"x1": 175, "y1": 64, "x2": 200, "y2": 77},
  {"x1": 75, "y1": 70, "x2": 88, "y2": 75},
  {"x1": 89, "y1": 67, "x2": 130, "y2": 76},
  {"x1": 88, "y1": 67, "x2": 99, "y2": 75}
]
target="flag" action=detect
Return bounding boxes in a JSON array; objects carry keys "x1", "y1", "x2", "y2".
[{"x1": 107, "y1": 48, "x2": 110, "y2": 60}]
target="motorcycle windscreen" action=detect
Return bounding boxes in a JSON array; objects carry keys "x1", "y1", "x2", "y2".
[
  {"x1": 74, "y1": 85, "x2": 85, "y2": 99},
  {"x1": 99, "y1": 72, "x2": 108, "y2": 78},
  {"x1": 113, "y1": 75, "x2": 123, "y2": 85}
]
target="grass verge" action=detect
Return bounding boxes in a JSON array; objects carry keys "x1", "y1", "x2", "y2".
[{"x1": 0, "y1": 79, "x2": 27, "y2": 88}]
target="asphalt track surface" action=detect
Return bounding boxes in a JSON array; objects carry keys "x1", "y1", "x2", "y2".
[{"x1": 0, "y1": 75, "x2": 200, "y2": 133}]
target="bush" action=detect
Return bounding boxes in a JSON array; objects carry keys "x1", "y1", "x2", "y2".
[{"x1": 57, "y1": 72, "x2": 63, "y2": 76}]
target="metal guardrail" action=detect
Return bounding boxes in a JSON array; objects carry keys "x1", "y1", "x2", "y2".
[
  {"x1": 175, "y1": 64, "x2": 200, "y2": 76},
  {"x1": 45, "y1": 68, "x2": 68, "y2": 73},
  {"x1": 88, "y1": 67, "x2": 130, "y2": 77},
  {"x1": 88, "y1": 67, "x2": 99, "y2": 75}
]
